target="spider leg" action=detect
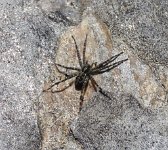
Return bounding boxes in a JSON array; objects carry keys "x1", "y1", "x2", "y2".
[
  {"x1": 55, "y1": 63, "x2": 80, "y2": 71},
  {"x1": 72, "y1": 36, "x2": 83, "y2": 68},
  {"x1": 83, "y1": 34, "x2": 88, "y2": 65},
  {"x1": 91, "y1": 58, "x2": 128, "y2": 75},
  {"x1": 90, "y1": 77, "x2": 97, "y2": 92},
  {"x1": 98, "y1": 57, "x2": 128, "y2": 71},
  {"x1": 55, "y1": 64, "x2": 70, "y2": 77},
  {"x1": 89, "y1": 76, "x2": 111, "y2": 100},
  {"x1": 79, "y1": 77, "x2": 89, "y2": 112},
  {"x1": 54, "y1": 63, "x2": 79, "y2": 78},
  {"x1": 43, "y1": 73, "x2": 77, "y2": 92},
  {"x1": 51, "y1": 80, "x2": 74, "y2": 93},
  {"x1": 92, "y1": 52, "x2": 124, "y2": 71}
]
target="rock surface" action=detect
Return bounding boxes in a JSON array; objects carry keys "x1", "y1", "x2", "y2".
[
  {"x1": 1, "y1": 0, "x2": 168, "y2": 150},
  {"x1": 71, "y1": 92, "x2": 168, "y2": 150}
]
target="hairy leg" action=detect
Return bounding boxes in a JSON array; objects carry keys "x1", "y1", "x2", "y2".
[
  {"x1": 43, "y1": 73, "x2": 77, "y2": 92},
  {"x1": 83, "y1": 34, "x2": 88, "y2": 65},
  {"x1": 92, "y1": 58, "x2": 128, "y2": 75},
  {"x1": 55, "y1": 63, "x2": 80, "y2": 71},
  {"x1": 79, "y1": 78, "x2": 89, "y2": 112},
  {"x1": 90, "y1": 77, "x2": 97, "y2": 92},
  {"x1": 51, "y1": 80, "x2": 74, "y2": 93},
  {"x1": 90, "y1": 76, "x2": 111, "y2": 100},
  {"x1": 72, "y1": 36, "x2": 83, "y2": 68},
  {"x1": 92, "y1": 52, "x2": 124, "y2": 71},
  {"x1": 55, "y1": 63, "x2": 79, "y2": 78},
  {"x1": 55, "y1": 64, "x2": 70, "y2": 77}
]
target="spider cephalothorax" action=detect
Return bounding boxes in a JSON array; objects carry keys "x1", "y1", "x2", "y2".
[
  {"x1": 43, "y1": 34, "x2": 128, "y2": 111},
  {"x1": 75, "y1": 62, "x2": 92, "y2": 91}
]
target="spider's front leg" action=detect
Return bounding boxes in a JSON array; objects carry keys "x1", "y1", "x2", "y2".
[
  {"x1": 91, "y1": 58, "x2": 128, "y2": 75},
  {"x1": 72, "y1": 36, "x2": 83, "y2": 68},
  {"x1": 92, "y1": 52, "x2": 124, "y2": 71},
  {"x1": 82, "y1": 34, "x2": 88, "y2": 65}
]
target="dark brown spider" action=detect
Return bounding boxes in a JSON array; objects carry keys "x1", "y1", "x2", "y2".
[{"x1": 43, "y1": 34, "x2": 128, "y2": 111}]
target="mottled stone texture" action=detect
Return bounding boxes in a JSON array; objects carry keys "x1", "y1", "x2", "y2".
[
  {"x1": 0, "y1": 0, "x2": 65, "y2": 150},
  {"x1": 71, "y1": 92, "x2": 168, "y2": 150},
  {"x1": 1, "y1": 0, "x2": 168, "y2": 150}
]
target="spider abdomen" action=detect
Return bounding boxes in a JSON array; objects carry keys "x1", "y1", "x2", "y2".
[{"x1": 75, "y1": 74, "x2": 88, "y2": 91}]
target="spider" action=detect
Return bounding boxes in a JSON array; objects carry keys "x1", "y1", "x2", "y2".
[{"x1": 43, "y1": 34, "x2": 128, "y2": 111}]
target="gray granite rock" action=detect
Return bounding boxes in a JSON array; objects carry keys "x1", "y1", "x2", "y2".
[
  {"x1": 71, "y1": 92, "x2": 168, "y2": 150},
  {"x1": 89, "y1": 0, "x2": 168, "y2": 65},
  {"x1": 0, "y1": 0, "x2": 68, "y2": 150}
]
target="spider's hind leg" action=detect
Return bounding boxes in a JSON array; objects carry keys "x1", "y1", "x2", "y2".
[
  {"x1": 90, "y1": 76, "x2": 111, "y2": 100},
  {"x1": 51, "y1": 80, "x2": 74, "y2": 93},
  {"x1": 79, "y1": 78, "x2": 89, "y2": 112},
  {"x1": 43, "y1": 73, "x2": 77, "y2": 92}
]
